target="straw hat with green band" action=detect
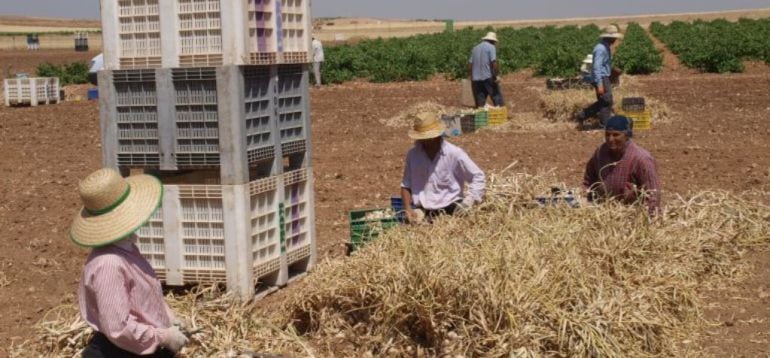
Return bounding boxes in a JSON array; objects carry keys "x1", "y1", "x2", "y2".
[{"x1": 69, "y1": 168, "x2": 163, "y2": 248}]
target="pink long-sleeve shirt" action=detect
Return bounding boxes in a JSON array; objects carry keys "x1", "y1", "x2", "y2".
[
  {"x1": 401, "y1": 140, "x2": 486, "y2": 210},
  {"x1": 78, "y1": 241, "x2": 171, "y2": 355}
]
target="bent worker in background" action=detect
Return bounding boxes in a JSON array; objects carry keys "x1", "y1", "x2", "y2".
[
  {"x1": 401, "y1": 113, "x2": 486, "y2": 223},
  {"x1": 469, "y1": 32, "x2": 504, "y2": 108},
  {"x1": 578, "y1": 25, "x2": 624, "y2": 127},
  {"x1": 583, "y1": 116, "x2": 662, "y2": 215}
]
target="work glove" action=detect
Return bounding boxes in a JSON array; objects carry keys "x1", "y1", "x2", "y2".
[{"x1": 158, "y1": 326, "x2": 189, "y2": 353}]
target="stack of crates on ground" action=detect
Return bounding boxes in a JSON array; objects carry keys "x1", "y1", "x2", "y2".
[
  {"x1": 98, "y1": 0, "x2": 315, "y2": 299},
  {"x1": 4, "y1": 77, "x2": 60, "y2": 107},
  {"x1": 618, "y1": 97, "x2": 651, "y2": 130}
]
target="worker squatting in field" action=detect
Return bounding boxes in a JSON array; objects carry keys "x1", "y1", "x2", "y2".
[{"x1": 400, "y1": 113, "x2": 486, "y2": 223}]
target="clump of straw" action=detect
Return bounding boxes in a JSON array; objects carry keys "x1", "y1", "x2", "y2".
[
  {"x1": 280, "y1": 169, "x2": 769, "y2": 356},
  {"x1": 15, "y1": 170, "x2": 770, "y2": 357},
  {"x1": 381, "y1": 101, "x2": 461, "y2": 128},
  {"x1": 537, "y1": 76, "x2": 672, "y2": 124}
]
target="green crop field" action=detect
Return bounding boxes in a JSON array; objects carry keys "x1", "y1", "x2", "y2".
[{"x1": 651, "y1": 18, "x2": 770, "y2": 73}]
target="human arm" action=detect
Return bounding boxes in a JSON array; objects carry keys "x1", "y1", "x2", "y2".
[
  {"x1": 400, "y1": 153, "x2": 419, "y2": 223},
  {"x1": 457, "y1": 152, "x2": 485, "y2": 204},
  {"x1": 489, "y1": 45, "x2": 499, "y2": 80},
  {"x1": 583, "y1": 153, "x2": 600, "y2": 202},
  {"x1": 636, "y1": 156, "x2": 662, "y2": 215},
  {"x1": 400, "y1": 187, "x2": 420, "y2": 223}
]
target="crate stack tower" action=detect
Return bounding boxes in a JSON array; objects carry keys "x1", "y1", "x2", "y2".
[{"x1": 97, "y1": 0, "x2": 316, "y2": 299}]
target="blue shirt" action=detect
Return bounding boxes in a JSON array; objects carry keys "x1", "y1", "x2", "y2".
[
  {"x1": 469, "y1": 41, "x2": 497, "y2": 81},
  {"x1": 591, "y1": 41, "x2": 611, "y2": 85}
]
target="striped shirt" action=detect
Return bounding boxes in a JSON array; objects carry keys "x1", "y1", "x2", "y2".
[
  {"x1": 583, "y1": 141, "x2": 662, "y2": 214},
  {"x1": 401, "y1": 140, "x2": 486, "y2": 210},
  {"x1": 78, "y1": 241, "x2": 171, "y2": 355}
]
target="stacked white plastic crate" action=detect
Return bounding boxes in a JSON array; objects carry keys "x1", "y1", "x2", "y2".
[
  {"x1": 3, "y1": 77, "x2": 61, "y2": 107},
  {"x1": 98, "y1": 0, "x2": 315, "y2": 299}
]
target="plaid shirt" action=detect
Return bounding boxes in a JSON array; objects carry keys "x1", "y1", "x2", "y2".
[{"x1": 583, "y1": 141, "x2": 661, "y2": 214}]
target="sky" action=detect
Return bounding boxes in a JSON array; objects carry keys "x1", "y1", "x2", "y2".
[{"x1": 0, "y1": 0, "x2": 769, "y2": 21}]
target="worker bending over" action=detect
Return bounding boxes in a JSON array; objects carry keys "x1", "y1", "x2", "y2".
[
  {"x1": 583, "y1": 116, "x2": 662, "y2": 215},
  {"x1": 401, "y1": 113, "x2": 486, "y2": 223}
]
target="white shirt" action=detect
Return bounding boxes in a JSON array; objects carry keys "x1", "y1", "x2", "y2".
[{"x1": 312, "y1": 39, "x2": 324, "y2": 63}]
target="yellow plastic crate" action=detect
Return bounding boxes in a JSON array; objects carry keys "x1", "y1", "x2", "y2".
[
  {"x1": 616, "y1": 109, "x2": 651, "y2": 130},
  {"x1": 488, "y1": 106, "x2": 508, "y2": 126}
]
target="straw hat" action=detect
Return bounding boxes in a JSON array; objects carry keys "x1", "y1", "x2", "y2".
[
  {"x1": 600, "y1": 25, "x2": 624, "y2": 39},
  {"x1": 582, "y1": 54, "x2": 594, "y2": 64},
  {"x1": 408, "y1": 112, "x2": 446, "y2": 140},
  {"x1": 69, "y1": 168, "x2": 163, "y2": 248},
  {"x1": 482, "y1": 31, "x2": 498, "y2": 43}
]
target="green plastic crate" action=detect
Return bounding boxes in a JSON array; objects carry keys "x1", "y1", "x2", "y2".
[
  {"x1": 349, "y1": 208, "x2": 399, "y2": 251},
  {"x1": 474, "y1": 110, "x2": 488, "y2": 128}
]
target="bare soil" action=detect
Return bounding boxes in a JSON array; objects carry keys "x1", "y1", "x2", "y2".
[{"x1": 1, "y1": 46, "x2": 769, "y2": 356}]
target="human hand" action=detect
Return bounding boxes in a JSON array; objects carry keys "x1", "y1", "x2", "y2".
[
  {"x1": 158, "y1": 326, "x2": 189, "y2": 353},
  {"x1": 406, "y1": 209, "x2": 425, "y2": 224},
  {"x1": 455, "y1": 197, "x2": 476, "y2": 215},
  {"x1": 596, "y1": 85, "x2": 605, "y2": 96}
]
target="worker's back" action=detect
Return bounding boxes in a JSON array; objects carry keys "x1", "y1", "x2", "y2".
[{"x1": 469, "y1": 41, "x2": 496, "y2": 81}]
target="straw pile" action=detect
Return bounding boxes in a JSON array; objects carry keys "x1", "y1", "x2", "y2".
[
  {"x1": 14, "y1": 170, "x2": 770, "y2": 357},
  {"x1": 381, "y1": 101, "x2": 461, "y2": 128},
  {"x1": 538, "y1": 76, "x2": 672, "y2": 125}
]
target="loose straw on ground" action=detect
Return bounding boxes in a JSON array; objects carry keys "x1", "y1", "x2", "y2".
[{"x1": 13, "y1": 169, "x2": 770, "y2": 357}]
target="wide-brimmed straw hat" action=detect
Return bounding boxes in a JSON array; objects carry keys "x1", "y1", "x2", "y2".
[
  {"x1": 600, "y1": 25, "x2": 624, "y2": 39},
  {"x1": 482, "y1": 31, "x2": 498, "y2": 43},
  {"x1": 408, "y1": 112, "x2": 446, "y2": 140},
  {"x1": 582, "y1": 54, "x2": 594, "y2": 64},
  {"x1": 69, "y1": 168, "x2": 163, "y2": 248}
]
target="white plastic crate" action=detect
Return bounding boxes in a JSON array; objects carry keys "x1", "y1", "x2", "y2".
[
  {"x1": 250, "y1": 176, "x2": 282, "y2": 281},
  {"x1": 248, "y1": 0, "x2": 279, "y2": 65},
  {"x1": 4, "y1": 77, "x2": 60, "y2": 107},
  {"x1": 282, "y1": 168, "x2": 315, "y2": 266},
  {"x1": 277, "y1": 0, "x2": 310, "y2": 63},
  {"x1": 100, "y1": 66, "x2": 306, "y2": 183},
  {"x1": 100, "y1": 0, "x2": 309, "y2": 69},
  {"x1": 134, "y1": 176, "x2": 283, "y2": 295}
]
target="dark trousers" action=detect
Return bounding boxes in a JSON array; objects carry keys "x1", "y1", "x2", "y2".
[
  {"x1": 421, "y1": 202, "x2": 460, "y2": 222},
  {"x1": 472, "y1": 78, "x2": 504, "y2": 107},
  {"x1": 82, "y1": 332, "x2": 175, "y2": 358},
  {"x1": 579, "y1": 77, "x2": 614, "y2": 126}
]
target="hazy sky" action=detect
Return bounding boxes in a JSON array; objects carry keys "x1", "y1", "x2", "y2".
[{"x1": 0, "y1": 1, "x2": 769, "y2": 21}]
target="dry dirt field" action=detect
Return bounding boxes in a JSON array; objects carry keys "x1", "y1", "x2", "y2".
[
  {"x1": 2, "y1": 13, "x2": 770, "y2": 356},
  {"x1": 314, "y1": 7, "x2": 770, "y2": 41}
]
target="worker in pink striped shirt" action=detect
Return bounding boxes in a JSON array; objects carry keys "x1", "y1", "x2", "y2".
[
  {"x1": 69, "y1": 168, "x2": 189, "y2": 357},
  {"x1": 583, "y1": 115, "x2": 662, "y2": 215},
  {"x1": 401, "y1": 113, "x2": 486, "y2": 223}
]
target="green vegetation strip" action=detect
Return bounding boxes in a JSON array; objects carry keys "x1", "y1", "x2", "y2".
[
  {"x1": 651, "y1": 18, "x2": 770, "y2": 73},
  {"x1": 615, "y1": 23, "x2": 663, "y2": 75}
]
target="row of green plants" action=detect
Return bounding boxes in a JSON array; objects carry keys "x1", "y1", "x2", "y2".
[
  {"x1": 323, "y1": 25, "x2": 601, "y2": 84},
  {"x1": 650, "y1": 18, "x2": 770, "y2": 73},
  {"x1": 614, "y1": 23, "x2": 663, "y2": 74}
]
